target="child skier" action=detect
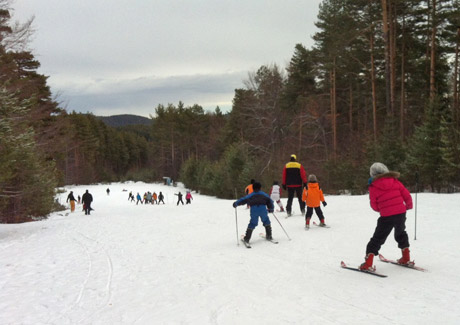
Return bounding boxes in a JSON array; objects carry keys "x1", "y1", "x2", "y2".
[
  {"x1": 269, "y1": 181, "x2": 284, "y2": 212},
  {"x1": 185, "y1": 191, "x2": 193, "y2": 204},
  {"x1": 244, "y1": 179, "x2": 255, "y2": 209},
  {"x1": 359, "y1": 162, "x2": 413, "y2": 271},
  {"x1": 302, "y1": 175, "x2": 327, "y2": 228},
  {"x1": 233, "y1": 182, "x2": 275, "y2": 243},
  {"x1": 158, "y1": 192, "x2": 165, "y2": 204},
  {"x1": 136, "y1": 192, "x2": 142, "y2": 205},
  {"x1": 175, "y1": 192, "x2": 184, "y2": 205}
]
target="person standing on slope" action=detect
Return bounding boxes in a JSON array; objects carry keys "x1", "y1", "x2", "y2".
[
  {"x1": 82, "y1": 190, "x2": 93, "y2": 215},
  {"x1": 245, "y1": 179, "x2": 255, "y2": 195},
  {"x1": 244, "y1": 179, "x2": 255, "y2": 209},
  {"x1": 158, "y1": 192, "x2": 165, "y2": 204},
  {"x1": 66, "y1": 191, "x2": 77, "y2": 212},
  {"x1": 136, "y1": 192, "x2": 142, "y2": 205},
  {"x1": 359, "y1": 162, "x2": 413, "y2": 271},
  {"x1": 175, "y1": 191, "x2": 184, "y2": 205},
  {"x1": 282, "y1": 154, "x2": 307, "y2": 216},
  {"x1": 270, "y1": 181, "x2": 284, "y2": 212},
  {"x1": 185, "y1": 191, "x2": 193, "y2": 204},
  {"x1": 233, "y1": 182, "x2": 275, "y2": 243},
  {"x1": 302, "y1": 174, "x2": 327, "y2": 228}
]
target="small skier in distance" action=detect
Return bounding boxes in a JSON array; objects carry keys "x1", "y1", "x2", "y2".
[
  {"x1": 158, "y1": 192, "x2": 165, "y2": 204},
  {"x1": 185, "y1": 191, "x2": 193, "y2": 204},
  {"x1": 136, "y1": 192, "x2": 143, "y2": 205},
  {"x1": 175, "y1": 191, "x2": 184, "y2": 205},
  {"x1": 66, "y1": 191, "x2": 77, "y2": 212},
  {"x1": 269, "y1": 181, "x2": 284, "y2": 212}
]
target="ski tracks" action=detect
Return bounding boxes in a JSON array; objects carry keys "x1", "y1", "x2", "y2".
[{"x1": 66, "y1": 229, "x2": 114, "y2": 323}]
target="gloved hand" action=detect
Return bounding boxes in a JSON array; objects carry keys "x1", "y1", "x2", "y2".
[
  {"x1": 322, "y1": 201, "x2": 327, "y2": 207},
  {"x1": 268, "y1": 209, "x2": 274, "y2": 213},
  {"x1": 282, "y1": 184, "x2": 286, "y2": 190},
  {"x1": 233, "y1": 202, "x2": 238, "y2": 208}
]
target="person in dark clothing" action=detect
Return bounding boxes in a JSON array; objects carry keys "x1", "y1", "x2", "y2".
[
  {"x1": 158, "y1": 192, "x2": 165, "y2": 204},
  {"x1": 175, "y1": 192, "x2": 184, "y2": 205},
  {"x1": 128, "y1": 191, "x2": 135, "y2": 202},
  {"x1": 66, "y1": 191, "x2": 77, "y2": 212},
  {"x1": 106, "y1": 188, "x2": 110, "y2": 195},
  {"x1": 233, "y1": 182, "x2": 275, "y2": 243},
  {"x1": 82, "y1": 190, "x2": 93, "y2": 215},
  {"x1": 282, "y1": 154, "x2": 307, "y2": 216}
]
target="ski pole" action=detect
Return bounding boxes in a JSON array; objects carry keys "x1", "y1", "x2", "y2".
[
  {"x1": 272, "y1": 212, "x2": 291, "y2": 241},
  {"x1": 414, "y1": 171, "x2": 419, "y2": 240},
  {"x1": 234, "y1": 188, "x2": 239, "y2": 246}
]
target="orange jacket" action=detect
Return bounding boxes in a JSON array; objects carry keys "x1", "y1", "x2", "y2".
[
  {"x1": 245, "y1": 184, "x2": 254, "y2": 195},
  {"x1": 302, "y1": 183, "x2": 325, "y2": 208}
]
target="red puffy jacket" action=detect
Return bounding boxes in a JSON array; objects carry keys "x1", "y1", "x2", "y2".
[{"x1": 369, "y1": 173, "x2": 413, "y2": 217}]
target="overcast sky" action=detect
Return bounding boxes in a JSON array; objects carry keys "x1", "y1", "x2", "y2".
[{"x1": 13, "y1": 0, "x2": 322, "y2": 117}]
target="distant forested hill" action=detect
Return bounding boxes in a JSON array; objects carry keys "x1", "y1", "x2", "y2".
[{"x1": 97, "y1": 114, "x2": 152, "y2": 127}]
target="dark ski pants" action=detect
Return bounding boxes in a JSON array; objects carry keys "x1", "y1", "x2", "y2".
[
  {"x1": 177, "y1": 198, "x2": 184, "y2": 205},
  {"x1": 84, "y1": 203, "x2": 91, "y2": 215},
  {"x1": 305, "y1": 206, "x2": 324, "y2": 221},
  {"x1": 286, "y1": 186, "x2": 304, "y2": 213},
  {"x1": 366, "y1": 213, "x2": 409, "y2": 255}
]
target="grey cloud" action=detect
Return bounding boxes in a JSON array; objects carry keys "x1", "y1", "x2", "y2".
[{"x1": 60, "y1": 71, "x2": 247, "y2": 117}]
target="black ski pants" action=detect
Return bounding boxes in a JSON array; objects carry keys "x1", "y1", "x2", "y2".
[
  {"x1": 84, "y1": 202, "x2": 91, "y2": 215},
  {"x1": 286, "y1": 186, "x2": 304, "y2": 213},
  {"x1": 305, "y1": 206, "x2": 324, "y2": 221},
  {"x1": 366, "y1": 212, "x2": 409, "y2": 255}
]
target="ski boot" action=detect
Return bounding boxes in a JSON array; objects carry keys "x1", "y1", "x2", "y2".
[
  {"x1": 318, "y1": 219, "x2": 326, "y2": 227},
  {"x1": 397, "y1": 248, "x2": 411, "y2": 265},
  {"x1": 359, "y1": 253, "x2": 375, "y2": 271},
  {"x1": 305, "y1": 217, "x2": 311, "y2": 229},
  {"x1": 264, "y1": 225, "x2": 273, "y2": 240},
  {"x1": 243, "y1": 228, "x2": 253, "y2": 243}
]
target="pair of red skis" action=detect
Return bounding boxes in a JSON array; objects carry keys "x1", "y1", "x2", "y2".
[{"x1": 341, "y1": 254, "x2": 426, "y2": 277}]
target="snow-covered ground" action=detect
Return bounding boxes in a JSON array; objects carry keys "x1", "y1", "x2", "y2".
[{"x1": 1, "y1": 182, "x2": 459, "y2": 324}]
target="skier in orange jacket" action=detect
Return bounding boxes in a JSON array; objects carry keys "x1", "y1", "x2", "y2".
[{"x1": 302, "y1": 174, "x2": 327, "y2": 228}]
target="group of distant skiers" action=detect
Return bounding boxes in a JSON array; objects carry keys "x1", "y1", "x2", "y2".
[
  {"x1": 233, "y1": 154, "x2": 414, "y2": 272},
  {"x1": 66, "y1": 189, "x2": 93, "y2": 215},
  {"x1": 127, "y1": 190, "x2": 193, "y2": 206},
  {"x1": 174, "y1": 191, "x2": 193, "y2": 205},
  {"x1": 128, "y1": 191, "x2": 165, "y2": 205}
]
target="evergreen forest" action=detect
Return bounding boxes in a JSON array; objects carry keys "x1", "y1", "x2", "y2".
[{"x1": 1, "y1": 0, "x2": 459, "y2": 223}]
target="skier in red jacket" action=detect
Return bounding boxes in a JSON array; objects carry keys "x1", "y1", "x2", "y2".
[
  {"x1": 282, "y1": 154, "x2": 307, "y2": 216},
  {"x1": 360, "y1": 162, "x2": 413, "y2": 271}
]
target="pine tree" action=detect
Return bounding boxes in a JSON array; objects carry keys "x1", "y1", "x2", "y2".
[{"x1": 0, "y1": 88, "x2": 57, "y2": 222}]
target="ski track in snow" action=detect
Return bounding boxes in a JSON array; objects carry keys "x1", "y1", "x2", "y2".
[{"x1": 1, "y1": 182, "x2": 460, "y2": 324}]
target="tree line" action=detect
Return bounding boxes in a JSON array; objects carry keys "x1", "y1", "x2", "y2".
[
  {"x1": 182, "y1": 0, "x2": 460, "y2": 196},
  {"x1": 1, "y1": 0, "x2": 459, "y2": 223}
]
